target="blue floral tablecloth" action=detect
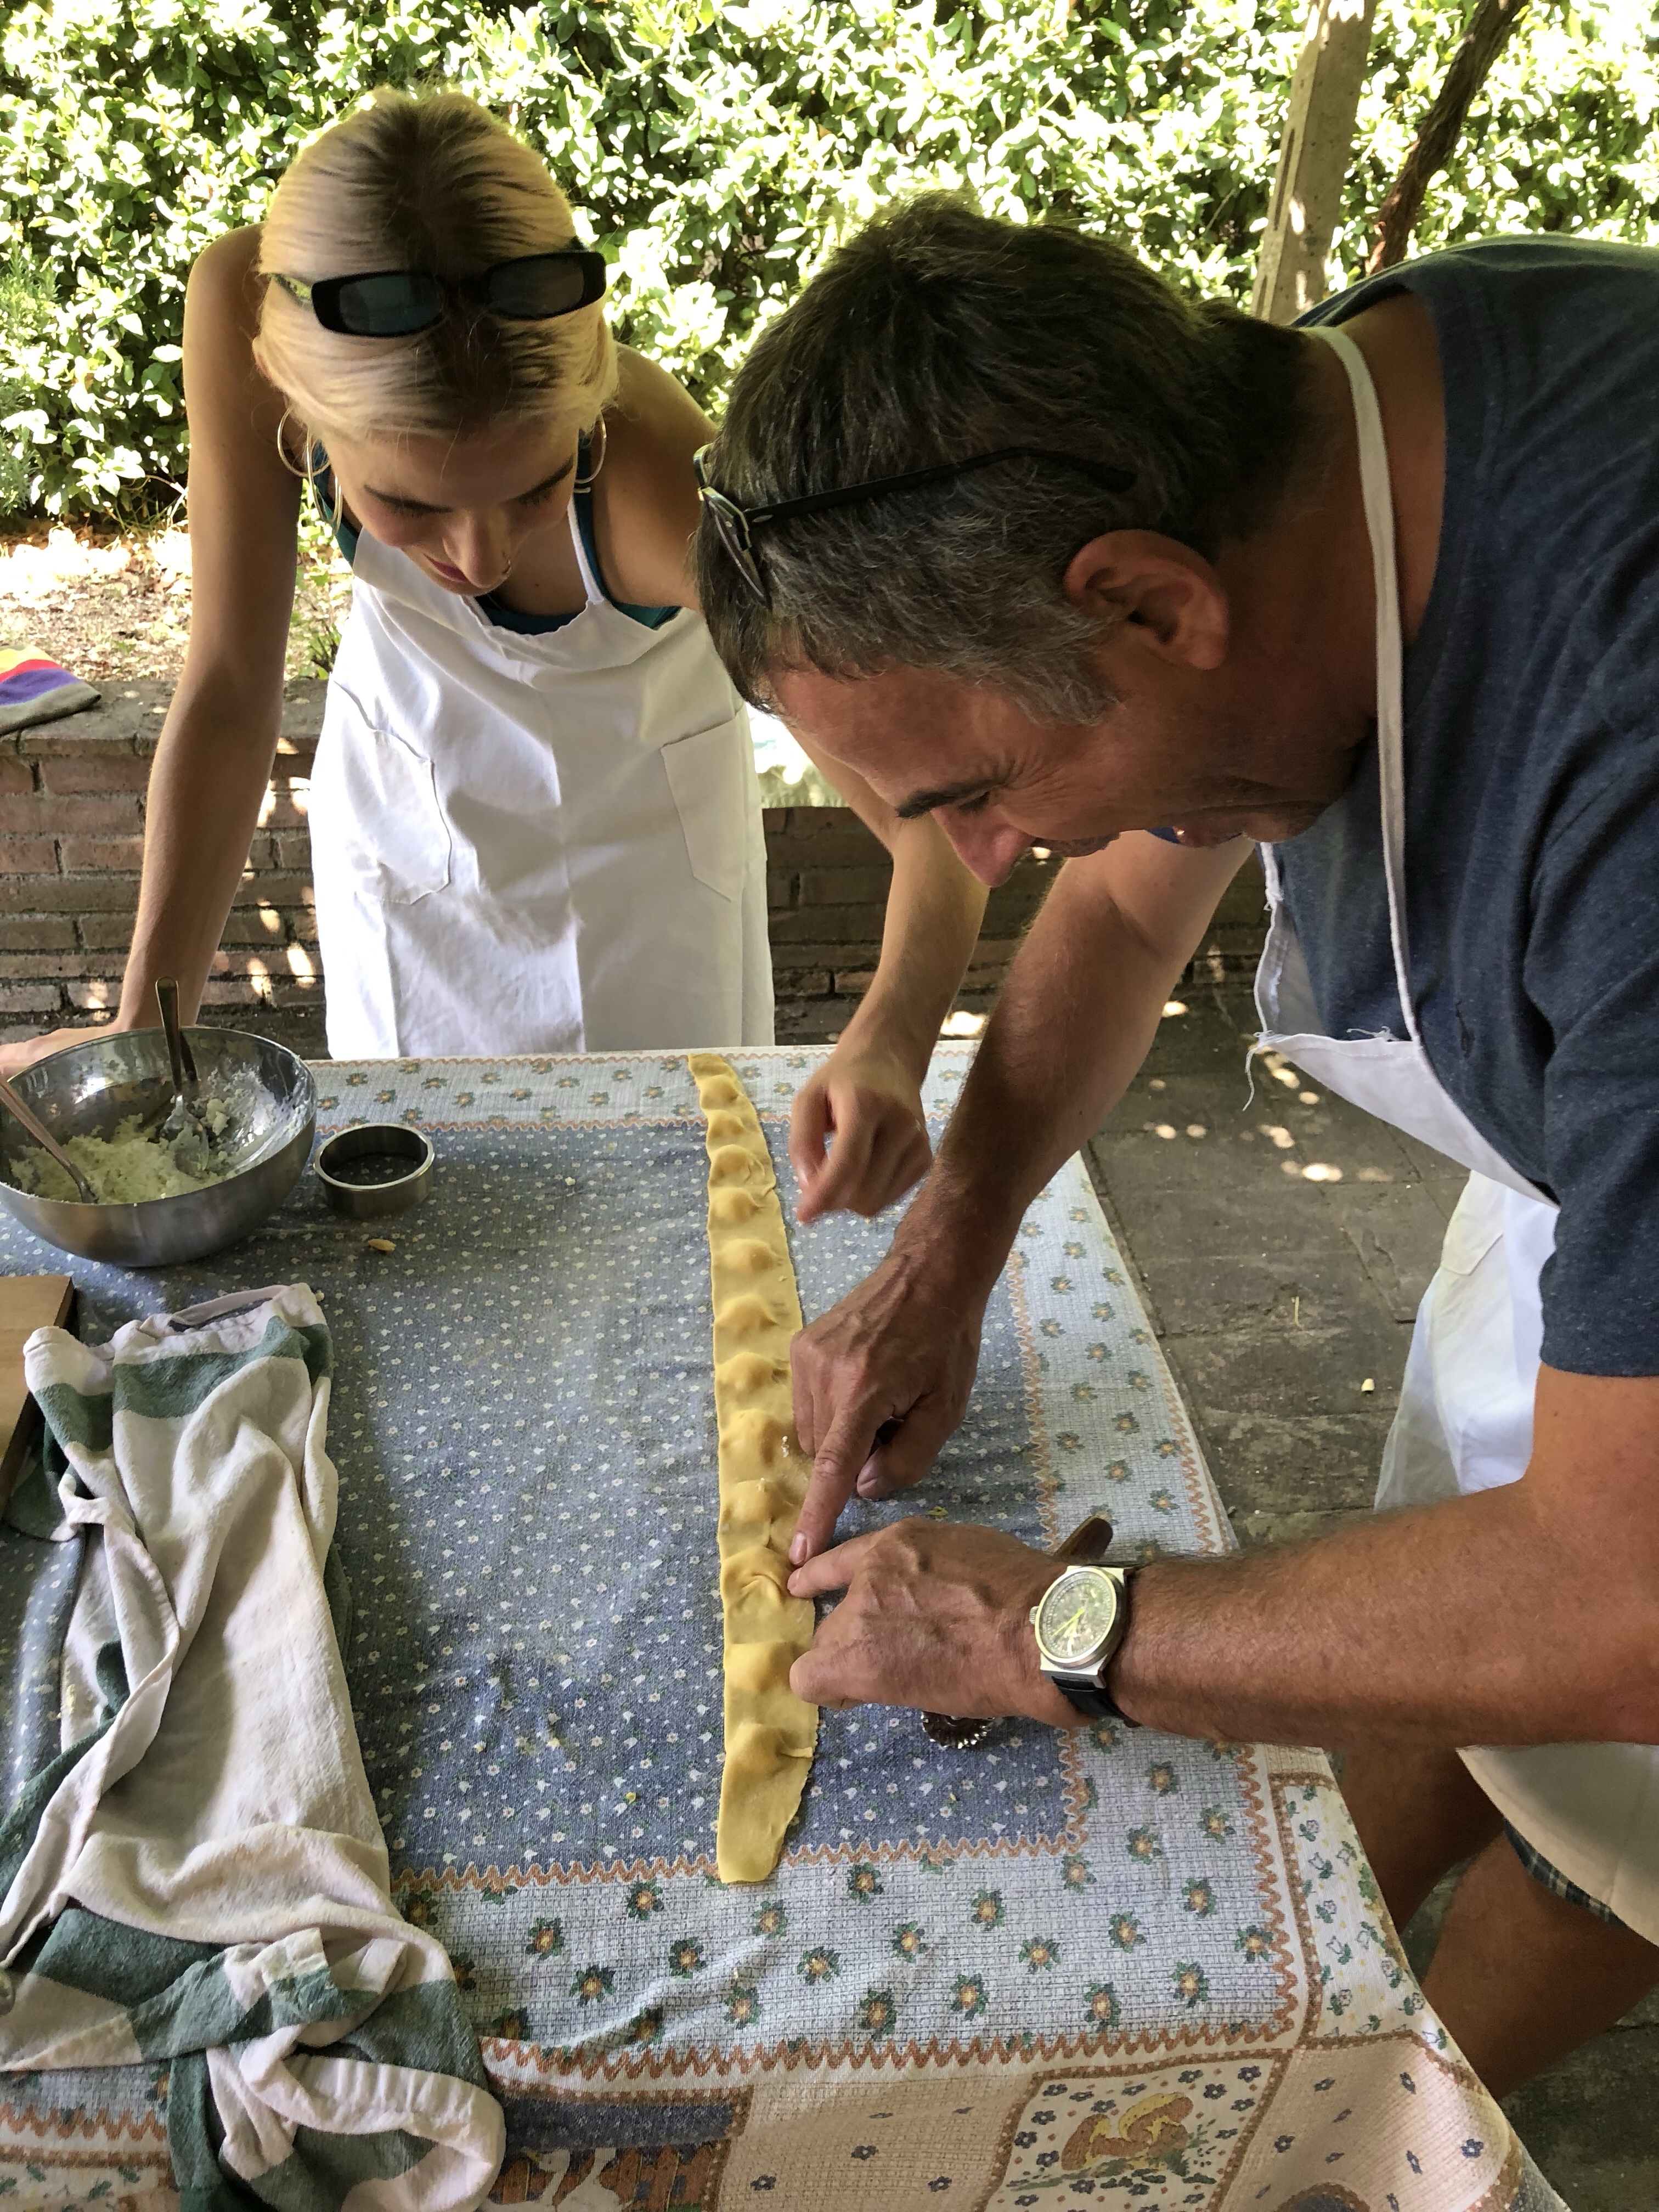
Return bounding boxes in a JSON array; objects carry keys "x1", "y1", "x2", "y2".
[{"x1": 0, "y1": 1048, "x2": 1564, "y2": 2212}]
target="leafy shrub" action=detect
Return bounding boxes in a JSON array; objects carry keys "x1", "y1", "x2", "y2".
[
  {"x1": 0, "y1": 246, "x2": 55, "y2": 511},
  {"x1": 0, "y1": 0, "x2": 1655, "y2": 514}
]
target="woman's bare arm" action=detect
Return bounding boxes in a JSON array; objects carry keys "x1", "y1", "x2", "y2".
[
  {"x1": 117, "y1": 230, "x2": 303, "y2": 1029},
  {"x1": 592, "y1": 351, "x2": 992, "y2": 1220},
  {"x1": 783, "y1": 738, "x2": 988, "y2": 1221},
  {"x1": 591, "y1": 347, "x2": 712, "y2": 610},
  {"x1": 1, "y1": 233, "x2": 304, "y2": 1071}
]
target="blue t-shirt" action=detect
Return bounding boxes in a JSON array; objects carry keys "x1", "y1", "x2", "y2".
[{"x1": 1276, "y1": 238, "x2": 1659, "y2": 1376}]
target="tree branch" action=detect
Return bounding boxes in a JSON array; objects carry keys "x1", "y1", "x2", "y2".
[{"x1": 1367, "y1": 0, "x2": 1534, "y2": 274}]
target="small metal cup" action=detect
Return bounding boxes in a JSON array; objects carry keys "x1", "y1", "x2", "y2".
[{"x1": 315, "y1": 1124, "x2": 433, "y2": 1218}]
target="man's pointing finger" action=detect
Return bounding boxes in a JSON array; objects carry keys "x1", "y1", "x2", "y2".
[
  {"x1": 787, "y1": 1530, "x2": 876, "y2": 1598},
  {"x1": 788, "y1": 1404, "x2": 889, "y2": 1562}
]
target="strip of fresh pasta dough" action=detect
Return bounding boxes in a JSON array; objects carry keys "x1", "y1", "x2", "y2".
[{"x1": 690, "y1": 1052, "x2": 818, "y2": 1883}]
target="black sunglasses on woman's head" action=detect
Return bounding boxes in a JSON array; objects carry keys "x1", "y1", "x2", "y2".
[
  {"x1": 693, "y1": 444, "x2": 1137, "y2": 607},
  {"x1": 270, "y1": 249, "x2": 608, "y2": 338}
]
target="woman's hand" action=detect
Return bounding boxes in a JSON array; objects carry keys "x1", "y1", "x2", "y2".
[
  {"x1": 771, "y1": 757, "x2": 985, "y2": 1229},
  {"x1": 788, "y1": 1037, "x2": 932, "y2": 1224},
  {"x1": 0, "y1": 1028, "x2": 101, "y2": 1081}
]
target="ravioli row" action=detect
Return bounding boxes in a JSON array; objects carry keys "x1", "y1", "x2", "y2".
[{"x1": 690, "y1": 1051, "x2": 820, "y2": 1884}]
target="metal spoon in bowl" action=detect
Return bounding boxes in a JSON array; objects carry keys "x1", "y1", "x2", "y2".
[
  {"x1": 155, "y1": 979, "x2": 212, "y2": 1176},
  {"x1": 0, "y1": 1076, "x2": 95, "y2": 1203}
]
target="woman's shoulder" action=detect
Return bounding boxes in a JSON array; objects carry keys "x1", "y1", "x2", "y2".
[
  {"x1": 608, "y1": 346, "x2": 713, "y2": 467},
  {"x1": 596, "y1": 348, "x2": 713, "y2": 608},
  {"x1": 183, "y1": 224, "x2": 286, "y2": 432},
  {"x1": 188, "y1": 225, "x2": 265, "y2": 324},
  {"x1": 181, "y1": 223, "x2": 296, "y2": 535},
  {"x1": 184, "y1": 225, "x2": 278, "y2": 403}
]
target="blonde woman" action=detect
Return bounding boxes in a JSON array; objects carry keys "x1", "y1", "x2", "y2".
[{"x1": 5, "y1": 91, "x2": 986, "y2": 1219}]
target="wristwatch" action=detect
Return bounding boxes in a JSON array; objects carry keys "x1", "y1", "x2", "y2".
[
  {"x1": 1030, "y1": 1563, "x2": 1138, "y2": 1723},
  {"x1": 921, "y1": 1513, "x2": 1118, "y2": 1753}
]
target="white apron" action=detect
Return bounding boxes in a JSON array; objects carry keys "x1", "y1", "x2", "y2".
[
  {"x1": 308, "y1": 499, "x2": 773, "y2": 1058},
  {"x1": 1256, "y1": 325, "x2": 1659, "y2": 1940}
]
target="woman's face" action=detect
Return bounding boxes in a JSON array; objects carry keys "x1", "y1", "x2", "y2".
[{"x1": 323, "y1": 419, "x2": 584, "y2": 596}]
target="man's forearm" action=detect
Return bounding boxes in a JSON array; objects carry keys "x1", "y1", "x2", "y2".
[
  {"x1": 785, "y1": 835, "x2": 1248, "y2": 1544},
  {"x1": 835, "y1": 816, "x2": 986, "y2": 1080},
  {"x1": 795, "y1": 1438, "x2": 1659, "y2": 1747},
  {"x1": 895, "y1": 837, "x2": 1245, "y2": 1292},
  {"x1": 927, "y1": 874, "x2": 1173, "y2": 1256},
  {"x1": 119, "y1": 673, "x2": 284, "y2": 1026},
  {"x1": 1116, "y1": 1362, "x2": 1659, "y2": 1747},
  {"x1": 1115, "y1": 1479, "x2": 1659, "y2": 1748}
]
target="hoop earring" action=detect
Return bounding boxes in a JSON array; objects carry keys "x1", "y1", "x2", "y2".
[
  {"x1": 274, "y1": 408, "x2": 344, "y2": 530},
  {"x1": 574, "y1": 413, "x2": 608, "y2": 490},
  {"x1": 273, "y1": 407, "x2": 309, "y2": 483}
]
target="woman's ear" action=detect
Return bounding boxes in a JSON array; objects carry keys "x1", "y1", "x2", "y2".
[{"x1": 1062, "y1": 530, "x2": 1229, "y2": 672}]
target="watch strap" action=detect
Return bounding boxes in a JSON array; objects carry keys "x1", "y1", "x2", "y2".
[{"x1": 1049, "y1": 1672, "x2": 1140, "y2": 1726}]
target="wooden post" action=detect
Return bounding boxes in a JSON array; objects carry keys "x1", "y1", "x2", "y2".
[{"x1": 1252, "y1": 0, "x2": 1378, "y2": 325}]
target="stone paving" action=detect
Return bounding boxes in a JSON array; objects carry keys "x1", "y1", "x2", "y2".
[{"x1": 1086, "y1": 975, "x2": 1659, "y2": 2212}]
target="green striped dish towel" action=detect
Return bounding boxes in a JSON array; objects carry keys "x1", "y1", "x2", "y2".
[{"x1": 0, "y1": 1283, "x2": 504, "y2": 2209}]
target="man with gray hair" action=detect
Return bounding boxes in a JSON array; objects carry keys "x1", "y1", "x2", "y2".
[{"x1": 692, "y1": 194, "x2": 1659, "y2": 2094}]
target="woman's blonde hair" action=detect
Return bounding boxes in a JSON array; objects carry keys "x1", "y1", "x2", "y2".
[{"x1": 255, "y1": 89, "x2": 616, "y2": 445}]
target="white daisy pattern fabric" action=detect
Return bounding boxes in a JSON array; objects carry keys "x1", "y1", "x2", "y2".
[{"x1": 0, "y1": 1048, "x2": 1560, "y2": 2211}]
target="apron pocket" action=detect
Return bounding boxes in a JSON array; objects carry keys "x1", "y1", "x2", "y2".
[
  {"x1": 320, "y1": 679, "x2": 452, "y2": 906},
  {"x1": 662, "y1": 716, "x2": 751, "y2": 904},
  {"x1": 1438, "y1": 1173, "x2": 1506, "y2": 1276}
]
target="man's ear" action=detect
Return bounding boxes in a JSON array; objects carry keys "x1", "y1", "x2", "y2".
[{"x1": 1062, "y1": 530, "x2": 1229, "y2": 673}]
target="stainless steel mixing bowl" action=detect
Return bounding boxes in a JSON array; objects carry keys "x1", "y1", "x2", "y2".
[{"x1": 0, "y1": 1027, "x2": 316, "y2": 1266}]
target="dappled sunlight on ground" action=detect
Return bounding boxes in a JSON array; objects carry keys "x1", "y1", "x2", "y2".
[{"x1": 0, "y1": 517, "x2": 350, "y2": 684}]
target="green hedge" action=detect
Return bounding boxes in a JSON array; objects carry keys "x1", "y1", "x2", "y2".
[{"x1": 1, "y1": 0, "x2": 1656, "y2": 512}]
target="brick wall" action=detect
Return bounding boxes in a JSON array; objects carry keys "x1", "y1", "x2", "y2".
[
  {"x1": 1, "y1": 675, "x2": 1267, "y2": 1049},
  {"x1": 765, "y1": 803, "x2": 1060, "y2": 1040},
  {"x1": 0, "y1": 678, "x2": 323, "y2": 1037}
]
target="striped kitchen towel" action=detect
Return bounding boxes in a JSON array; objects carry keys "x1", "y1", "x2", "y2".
[
  {"x1": 0, "y1": 1283, "x2": 505, "y2": 2210},
  {"x1": 0, "y1": 645, "x2": 98, "y2": 731}
]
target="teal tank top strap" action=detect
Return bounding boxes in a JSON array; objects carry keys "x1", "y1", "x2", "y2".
[
  {"x1": 304, "y1": 430, "x2": 676, "y2": 633},
  {"x1": 573, "y1": 431, "x2": 677, "y2": 631},
  {"x1": 307, "y1": 442, "x2": 359, "y2": 568}
]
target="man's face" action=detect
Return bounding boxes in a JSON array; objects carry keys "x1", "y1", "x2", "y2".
[{"x1": 769, "y1": 657, "x2": 1351, "y2": 887}]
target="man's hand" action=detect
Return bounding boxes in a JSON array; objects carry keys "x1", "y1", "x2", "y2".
[
  {"x1": 786, "y1": 837, "x2": 1249, "y2": 1564},
  {"x1": 788, "y1": 1040, "x2": 932, "y2": 1224},
  {"x1": 787, "y1": 1519, "x2": 1080, "y2": 1725},
  {"x1": 789, "y1": 1238, "x2": 988, "y2": 1562}
]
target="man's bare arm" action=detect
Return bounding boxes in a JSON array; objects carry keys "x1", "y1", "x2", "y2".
[
  {"x1": 787, "y1": 732, "x2": 988, "y2": 1223},
  {"x1": 792, "y1": 1369, "x2": 1659, "y2": 1749},
  {"x1": 789, "y1": 830, "x2": 1251, "y2": 1560},
  {"x1": 1108, "y1": 1365, "x2": 1659, "y2": 1746},
  {"x1": 907, "y1": 833, "x2": 1249, "y2": 1273}
]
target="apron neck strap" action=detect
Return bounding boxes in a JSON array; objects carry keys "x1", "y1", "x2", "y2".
[{"x1": 1308, "y1": 323, "x2": 1421, "y2": 1050}]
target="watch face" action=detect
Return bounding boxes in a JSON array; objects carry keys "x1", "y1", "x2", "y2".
[{"x1": 1035, "y1": 1568, "x2": 1120, "y2": 1669}]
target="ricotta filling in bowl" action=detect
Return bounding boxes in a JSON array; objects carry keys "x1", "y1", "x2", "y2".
[{"x1": 10, "y1": 1103, "x2": 233, "y2": 1204}]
